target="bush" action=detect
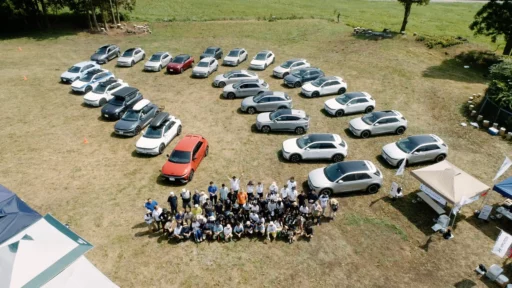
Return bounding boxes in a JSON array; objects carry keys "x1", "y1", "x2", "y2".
[
  {"x1": 487, "y1": 61, "x2": 512, "y2": 110},
  {"x1": 415, "y1": 35, "x2": 465, "y2": 49}
]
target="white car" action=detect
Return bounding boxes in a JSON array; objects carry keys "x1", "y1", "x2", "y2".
[
  {"x1": 144, "y1": 52, "x2": 172, "y2": 72},
  {"x1": 212, "y1": 70, "x2": 258, "y2": 88},
  {"x1": 282, "y1": 133, "x2": 348, "y2": 163},
  {"x1": 349, "y1": 110, "x2": 408, "y2": 138},
  {"x1": 83, "y1": 79, "x2": 128, "y2": 107},
  {"x1": 71, "y1": 69, "x2": 114, "y2": 93},
  {"x1": 223, "y1": 48, "x2": 248, "y2": 66},
  {"x1": 249, "y1": 50, "x2": 275, "y2": 70},
  {"x1": 381, "y1": 134, "x2": 448, "y2": 167},
  {"x1": 135, "y1": 112, "x2": 182, "y2": 155},
  {"x1": 301, "y1": 76, "x2": 347, "y2": 97},
  {"x1": 192, "y1": 57, "x2": 218, "y2": 78},
  {"x1": 117, "y1": 47, "x2": 145, "y2": 67},
  {"x1": 324, "y1": 92, "x2": 375, "y2": 117},
  {"x1": 272, "y1": 59, "x2": 310, "y2": 78},
  {"x1": 60, "y1": 61, "x2": 99, "y2": 83}
]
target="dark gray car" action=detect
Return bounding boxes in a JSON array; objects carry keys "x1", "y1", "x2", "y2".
[
  {"x1": 283, "y1": 67, "x2": 324, "y2": 88},
  {"x1": 200, "y1": 46, "x2": 223, "y2": 60},
  {"x1": 114, "y1": 99, "x2": 159, "y2": 136},
  {"x1": 240, "y1": 91, "x2": 292, "y2": 114},
  {"x1": 90, "y1": 44, "x2": 120, "y2": 64},
  {"x1": 101, "y1": 87, "x2": 143, "y2": 120}
]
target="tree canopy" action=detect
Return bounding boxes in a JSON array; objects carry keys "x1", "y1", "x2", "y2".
[{"x1": 470, "y1": 0, "x2": 512, "y2": 55}]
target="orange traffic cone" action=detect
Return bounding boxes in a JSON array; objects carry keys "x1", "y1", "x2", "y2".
[
  {"x1": 83, "y1": 137, "x2": 89, "y2": 144},
  {"x1": 23, "y1": 76, "x2": 27, "y2": 81},
  {"x1": 18, "y1": 47, "x2": 22, "y2": 51}
]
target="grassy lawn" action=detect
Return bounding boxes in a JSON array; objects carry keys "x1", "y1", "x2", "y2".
[{"x1": 1, "y1": 15, "x2": 511, "y2": 288}]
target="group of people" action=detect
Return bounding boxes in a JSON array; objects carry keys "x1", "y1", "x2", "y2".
[{"x1": 143, "y1": 176, "x2": 340, "y2": 244}]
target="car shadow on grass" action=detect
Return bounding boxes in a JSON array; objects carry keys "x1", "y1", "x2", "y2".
[
  {"x1": 110, "y1": 131, "x2": 133, "y2": 139},
  {"x1": 319, "y1": 108, "x2": 332, "y2": 117},
  {"x1": 236, "y1": 107, "x2": 250, "y2": 115},
  {"x1": 97, "y1": 116, "x2": 115, "y2": 123},
  {"x1": 375, "y1": 154, "x2": 396, "y2": 170},
  {"x1": 130, "y1": 150, "x2": 155, "y2": 159},
  {"x1": 279, "y1": 83, "x2": 296, "y2": 89},
  {"x1": 250, "y1": 123, "x2": 303, "y2": 135},
  {"x1": 275, "y1": 149, "x2": 336, "y2": 165},
  {"x1": 80, "y1": 103, "x2": 99, "y2": 109},
  {"x1": 299, "y1": 180, "x2": 373, "y2": 198},
  {"x1": 155, "y1": 175, "x2": 186, "y2": 187}
]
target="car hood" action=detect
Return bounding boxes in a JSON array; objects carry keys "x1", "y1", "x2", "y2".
[
  {"x1": 61, "y1": 71, "x2": 78, "y2": 79},
  {"x1": 101, "y1": 103, "x2": 123, "y2": 114},
  {"x1": 145, "y1": 61, "x2": 160, "y2": 67},
  {"x1": 223, "y1": 56, "x2": 238, "y2": 62},
  {"x1": 282, "y1": 138, "x2": 300, "y2": 153},
  {"x1": 162, "y1": 161, "x2": 190, "y2": 176},
  {"x1": 325, "y1": 98, "x2": 343, "y2": 109},
  {"x1": 201, "y1": 53, "x2": 214, "y2": 59},
  {"x1": 118, "y1": 56, "x2": 133, "y2": 62},
  {"x1": 273, "y1": 66, "x2": 287, "y2": 73},
  {"x1": 84, "y1": 91, "x2": 105, "y2": 101},
  {"x1": 382, "y1": 142, "x2": 408, "y2": 159},
  {"x1": 308, "y1": 168, "x2": 331, "y2": 188},
  {"x1": 91, "y1": 53, "x2": 106, "y2": 60},
  {"x1": 223, "y1": 84, "x2": 236, "y2": 92},
  {"x1": 256, "y1": 113, "x2": 271, "y2": 124},
  {"x1": 349, "y1": 117, "x2": 370, "y2": 130},
  {"x1": 115, "y1": 119, "x2": 139, "y2": 130},
  {"x1": 251, "y1": 59, "x2": 266, "y2": 66},
  {"x1": 241, "y1": 97, "x2": 256, "y2": 107},
  {"x1": 136, "y1": 136, "x2": 162, "y2": 149},
  {"x1": 167, "y1": 63, "x2": 183, "y2": 69},
  {"x1": 302, "y1": 82, "x2": 318, "y2": 91},
  {"x1": 72, "y1": 80, "x2": 88, "y2": 88},
  {"x1": 214, "y1": 74, "x2": 226, "y2": 82},
  {"x1": 193, "y1": 66, "x2": 209, "y2": 73},
  {"x1": 284, "y1": 74, "x2": 300, "y2": 82}
]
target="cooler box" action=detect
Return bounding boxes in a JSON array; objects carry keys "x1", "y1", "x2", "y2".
[{"x1": 489, "y1": 127, "x2": 499, "y2": 136}]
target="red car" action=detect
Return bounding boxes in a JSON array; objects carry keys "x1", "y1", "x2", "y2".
[
  {"x1": 166, "y1": 54, "x2": 195, "y2": 74},
  {"x1": 161, "y1": 134, "x2": 209, "y2": 183}
]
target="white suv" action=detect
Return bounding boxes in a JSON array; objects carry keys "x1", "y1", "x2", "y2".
[
  {"x1": 282, "y1": 133, "x2": 348, "y2": 163},
  {"x1": 381, "y1": 134, "x2": 448, "y2": 167},
  {"x1": 192, "y1": 57, "x2": 218, "y2": 78},
  {"x1": 349, "y1": 110, "x2": 407, "y2": 138},
  {"x1": 301, "y1": 76, "x2": 347, "y2": 97},
  {"x1": 250, "y1": 50, "x2": 275, "y2": 70},
  {"x1": 308, "y1": 160, "x2": 383, "y2": 195},
  {"x1": 60, "y1": 61, "x2": 100, "y2": 83},
  {"x1": 273, "y1": 59, "x2": 310, "y2": 78},
  {"x1": 324, "y1": 92, "x2": 375, "y2": 117}
]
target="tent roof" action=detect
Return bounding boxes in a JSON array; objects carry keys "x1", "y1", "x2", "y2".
[
  {"x1": 0, "y1": 185, "x2": 41, "y2": 245},
  {"x1": 410, "y1": 160, "x2": 490, "y2": 205},
  {"x1": 494, "y1": 177, "x2": 512, "y2": 199}
]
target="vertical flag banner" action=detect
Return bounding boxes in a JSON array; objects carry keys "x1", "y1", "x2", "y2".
[
  {"x1": 493, "y1": 231, "x2": 512, "y2": 258},
  {"x1": 493, "y1": 157, "x2": 512, "y2": 181},
  {"x1": 395, "y1": 159, "x2": 407, "y2": 176}
]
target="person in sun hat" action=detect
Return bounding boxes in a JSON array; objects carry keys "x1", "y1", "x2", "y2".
[
  {"x1": 244, "y1": 220, "x2": 254, "y2": 236},
  {"x1": 269, "y1": 181, "x2": 279, "y2": 194},
  {"x1": 287, "y1": 177, "x2": 297, "y2": 191},
  {"x1": 181, "y1": 189, "x2": 191, "y2": 209},
  {"x1": 199, "y1": 191, "x2": 209, "y2": 207},
  {"x1": 167, "y1": 192, "x2": 178, "y2": 215},
  {"x1": 191, "y1": 217, "x2": 203, "y2": 243}
]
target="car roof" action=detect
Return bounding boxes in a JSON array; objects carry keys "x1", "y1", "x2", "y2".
[
  {"x1": 296, "y1": 67, "x2": 320, "y2": 72},
  {"x1": 152, "y1": 52, "x2": 166, "y2": 57},
  {"x1": 232, "y1": 48, "x2": 245, "y2": 51},
  {"x1": 257, "y1": 50, "x2": 271, "y2": 54},
  {"x1": 343, "y1": 92, "x2": 368, "y2": 99},
  {"x1": 175, "y1": 54, "x2": 190, "y2": 58},
  {"x1": 287, "y1": 58, "x2": 306, "y2": 62},
  {"x1": 321, "y1": 76, "x2": 342, "y2": 81},
  {"x1": 124, "y1": 48, "x2": 137, "y2": 53},
  {"x1": 370, "y1": 110, "x2": 400, "y2": 119},
  {"x1": 98, "y1": 79, "x2": 118, "y2": 86},
  {"x1": 132, "y1": 99, "x2": 151, "y2": 111},
  {"x1": 335, "y1": 160, "x2": 370, "y2": 175},
  {"x1": 275, "y1": 109, "x2": 306, "y2": 117},
  {"x1": 174, "y1": 135, "x2": 205, "y2": 151},
  {"x1": 304, "y1": 133, "x2": 336, "y2": 143},
  {"x1": 407, "y1": 134, "x2": 440, "y2": 146},
  {"x1": 112, "y1": 87, "x2": 138, "y2": 97},
  {"x1": 99, "y1": 44, "x2": 112, "y2": 49},
  {"x1": 199, "y1": 57, "x2": 215, "y2": 62},
  {"x1": 260, "y1": 91, "x2": 286, "y2": 97},
  {"x1": 85, "y1": 68, "x2": 103, "y2": 75},
  {"x1": 74, "y1": 61, "x2": 96, "y2": 67},
  {"x1": 206, "y1": 46, "x2": 220, "y2": 50}
]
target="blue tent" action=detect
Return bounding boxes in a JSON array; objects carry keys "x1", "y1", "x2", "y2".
[
  {"x1": 494, "y1": 177, "x2": 512, "y2": 199},
  {"x1": 0, "y1": 184, "x2": 41, "y2": 245}
]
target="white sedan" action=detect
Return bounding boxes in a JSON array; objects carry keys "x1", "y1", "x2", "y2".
[
  {"x1": 301, "y1": 76, "x2": 347, "y2": 97},
  {"x1": 223, "y1": 48, "x2": 248, "y2": 66},
  {"x1": 249, "y1": 50, "x2": 275, "y2": 70},
  {"x1": 324, "y1": 92, "x2": 375, "y2": 117},
  {"x1": 135, "y1": 112, "x2": 182, "y2": 155},
  {"x1": 272, "y1": 59, "x2": 310, "y2": 78},
  {"x1": 117, "y1": 47, "x2": 145, "y2": 67},
  {"x1": 282, "y1": 133, "x2": 348, "y2": 163},
  {"x1": 144, "y1": 52, "x2": 172, "y2": 72},
  {"x1": 83, "y1": 79, "x2": 128, "y2": 107},
  {"x1": 192, "y1": 57, "x2": 218, "y2": 78},
  {"x1": 60, "y1": 61, "x2": 99, "y2": 83}
]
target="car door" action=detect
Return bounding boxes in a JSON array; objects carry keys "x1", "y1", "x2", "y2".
[
  {"x1": 372, "y1": 118, "x2": 389, "y2": 134},
  {"x1": 409, "y1": 145, "x2": 426, "y2": 164},
  {"x1": 236, "y1": 84, "x2": 249, "y2": 97},
  {"x1": 240, "y1": 50, "x2": 247, "y2": 61},
  {"x1": 320, "y1": 81, "x2": 332, "y2": 95},
  {"x1": 271, "y1": 115, "x2": 285, "y2": 130},
  {"x1": 134, "y1": 49, "x2": 141, "y2": 62},
  {"x1": 192, "y1": 141, "x2": 205, "y2": 169},
  {"x1": 164, "y1": 121, "x2": 176, "y2": 144},
  {"x1": 412, "y1": 144, "x2": 440, "y2": 163},
  {"x1": 161, "y1": 54, "x2": 170, "y2": 66},
  {"x1": 256, "y1": 96, "x2": 270, "y2": 111},
  {"x1": 267, "y1": 97, "x2": 282, "y2": 111},
  {"x1": 350, "y1": 98, "x2": 369, "y2": 114},
  {"x1": 106, "y1": 83, "x2": 120, "y2": 97},
  {"x1": 302, "y1": 143, "x2": 321, "y2": 159},
  {"x1": 319, "y1": 142, "x2": 337, "y2": 159},
  {"x1": 246, "y1": 83, "x2": 261, "y2": 96},
  {"x1": 107, "y1": 46, "x2": 114, "y2": 59},
  {"x1": 328, "y1": 81, "x2": 341, "y2": 94},
  {"x1": 335, "y1": 173, "x2": 357, "y2": 192},
  {"x1": 209, "y1": 59, "x2": 216, "y2": 73},
  {"x1": 382, "y1": 117, "x2": 399, "y2": 133},
  {"x1": 353, "y1": 173, "x2": 373, "y2": 191}
]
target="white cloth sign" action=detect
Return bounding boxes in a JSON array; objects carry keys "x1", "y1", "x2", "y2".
[
  {"x1": 479, "y1": 205, "x2": 493, "y2": 220},
  {"x1": 395, "y1": 159, "x2": 406, "y2": 176},
  {"x1": 493, "y1": 231, "x2": 512, "y2": 258},
  {"x1": 420, "y1": 183, "x2": 447, "y2": 206},
  {"x1": 390, "y1": 182, "x2": 399, "y2": 197},
  {"x1": 494, "y1": 157, "x2": 512, "y2": 181}
]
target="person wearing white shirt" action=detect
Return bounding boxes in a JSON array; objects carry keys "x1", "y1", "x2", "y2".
[
  {"x1": 280, "y1": 184, "x2": 289, "y2": 200},
  {"x1": 199, "y1": 191, "x2": 208, "y2": 207},
  {"x1": 269, "y1": 182, "x2": 279, "y2": 194},
  {"x1": 152, "y1": 205, "x2": 163, "y2": 230},
  {"x1": 267, "y1": 200, "x2": 277, "y2": 219},
  {"x1": 223, "y1": 224, "x2": 233, "y2": 242},
  {"x1": 287, "y1": 177, "x2": 297, "y2": 190},
  {"x1": 249, "y1": 212, "x2": 260, "y2": 223},
  {"x1": 191, "y1": 219, "x2": 202, "y2": 243},
  {"x1": 172, "y1": 223, "x2": 183, "y2": 240},
  {"x1": 230, "y1": 175, "x2": 241, "y2": 193},
  {"x1": 247, "y1": 180, "x2": 255, "y2": 198},
  {"x1": 266, "y1": 221, "x2": 278, "y2": 240},
  {"x1": 250, "y1": 201, "x2": 260, "y2": 213},
  {"x1": 144, "y1": 209, "x2": 156, "y2": 232},
  {"x1": 256, "y1": 182, "x2": 264, "y2": 199},
  {"x1": 181, "y1": 189, "x2": 191, "y2": 209},
  {"x1": 319, "y1": 192, "x2": 329, "y2": 216},
  {"x1": 233, "y1": 222, "x2": 244, "y2": 239},
  {"x1": 288, "y1": 187, "x2": 298, "y2": 202},
  {"x1": 299, "y1": 204, "x2": 310, "y2": 216}
]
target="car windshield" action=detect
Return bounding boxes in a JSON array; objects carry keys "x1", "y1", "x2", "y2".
[
  {"x1": 93, "y1": 84, "x2": 108, "y2": 94},
  {"x1": 222, "y1": 71, "x2": 235, "y2": 78},
  {"x1": 149, "y1": 54, "x2": 161, "y2": 62},
  {"x1": 205, "y1": 48, "x2": 216, "y2": 54},
  {"x1": 228, "y1": 50, "x2": 239, "y2": 57},
  {"x1": 253, "y1": 95, "x2": 264, "y2": 103},
  {"x1": 122, "y1": 50, "x2": 134, "y2": 57},
  {"x1": 168, "y1": 150, "x2": 191, "y2": 164},
  {"x1": 110, "y1": 96, "x2": 124, "y2": 106},
  {"x1": 311, "y1": 78, "x2": 328, "y2": 87},
  {"x1": 79, "y1": 73, "x2": 95, "y2": 82},
  {"x1": 335, "y1": 94, "x2": 352, "y2": 105},
  {"x1": 122, "y1": 110, "x2": 140, "y2": 121},
  {"x1": 323, "y1": 165, "x2": 344, "y2": 182},
  {"x1": 255, "y1": 53, "x2": 267, "y2": 60},
  {"x1": 396, "y1": 138, "x2": 417, "y2": 153},
  {"x1": 144, "y1": 126, "x2": 163, "y2": 139},
  {"x1": 172, "y1": 56, "x2": 186, "y2": 63},
  {"x1": 296, "y1": 135, "x2": 313, "y2": 149},
  {"x1": 197, "y1": 61, "x2": 209, "y2": 67},
  {"x1": 362, "y1": 113, "x2": 378, "y2": 125},
  {"x1": 269, "y1": 110, "x2": 286, "y2": 121},
  {"x1": 96, "y1": 47, "x2": 108, "y2": 54},
  {"x1": 280, "y1": 60, "x2": 295, "y2": 69},
  {"x1": 291, "y1": 69, "x2": 307, "y2": 77},
  {"x1": 68, "y1": 66, "x2": 81, "y2": 73}
]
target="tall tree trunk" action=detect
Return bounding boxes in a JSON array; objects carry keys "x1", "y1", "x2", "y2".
[
  {"x1": 115, "y1": 0, "x2": 120, "y2": 24},
  {"x1": 109, "y1": 0, "x2": 116, "y2": 24},
  {"x1": 90, "y1": 1, "x2": 100, "y2": 31},
  {"x1": 400, "y1": 2, "x2": 412, "y2": 33},
  {"x1": 100, "y1": 4, "x2": 108, "y2": 31},
  {"x1": 504, "y1": 38, "x2": 512, "y2": 56},
  {"x1": 87, "y1": 10, "x2": 93, "y2": 30},
  {"x1": 39, "y1": 0, "x2": 50, "y2": 28}
]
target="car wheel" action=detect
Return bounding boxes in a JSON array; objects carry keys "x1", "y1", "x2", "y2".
[
  {"x1": 294, "y1": 82, "x2": 301, "y2": 88},
  {"x1": 99, "y1": 98, "x2": 107, "y2": 106},
  {"x1": 227, "y1": 92, "x2": 236, "y2": 99},
  {"x1": 295, "y1": 127, "x2": 305, "y2": 135},
  {"x1": 85, "y1": 86, "x2": 92, "y2": 93},
  {"x1": 335, "y1": 110, "x2": 345, "y2": 117},
  {"x1": 131, "y1": 60, "x2": 135, "y2": 67},
  {"x1": 205, "y1": 146, "x2": 209, "y2": 156},
  {"x1": 338, "y1": 87, "x2": 347, "y2": 95},
  {"x1": 332, "y1": 154, "x2": 345, "y2": 162},
  {"x1": 135, "y1": 126, "x2": 141, "y2": 135},
  {"x1": 188, "y1": 170, "x2": 195, "y2": 182},
  {"x1": 277, "y1": 106, "x2": 287, "y2": 110},
  {"x1": 320, "y1": 189, "x2": 332, "y2": 197},
  {"x1": 117, "y1": 51, "x2": 121, "y2": 57},
  {"x1": 158, "y1": 65, "x2": 162, "y2": 72},
  {"x1": 366, "y1": 184, "x2": 380, "y2": 194},
  {"x1": 261, "y1": 126, "x2": 271, "y2": 133},
  {"x1": 361, "y1": 130, "x2": 371, "y2": 138},
  {"x1": 264, "y1": 64, "x2": 268, "y2": 69},
  {"x1": 395, "y1": 126, "x2": 406, "y2": 135},
  {"x1": 435, "y1": 154, "x2": 446, "y2": 163},
  {"x1": 180, "y1": 68, "x2": 184, "y2": 74},
  {"x1": 247, "y1": 107, "x2": 256, "y2": 114},
  {"x1": 142, "y1": 54, "x2": 146, "y2": 60},
  {"x1": 218, "y1": 82, "x2": 226, "y2": 88},
  {"x1": 236, "y1": 60, "x2": 239, "y2": 66},
  {"x1": 396, "y1": 159, "x2": 407, "y2": 168},
  {"x1": 158, "y1": 143, "x2": 165, "y2": 154},
  {"x1": 312, "y1": 91, "x2": 320, "y2": 97},
  {"x1": 289, "y1": 154, "x2": 301, "y2": 163},
  {"x1": 177, "y1": 125, "x2": 182, "y2": 135},
  {"x1": 364, "y1": 106, "x2": 374, "y2": 113},
  {"x1": 283, "y1": 72, "x2": 289, "y2": 78}
]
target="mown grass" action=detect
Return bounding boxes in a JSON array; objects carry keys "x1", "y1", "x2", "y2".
[{"x1": 345, "y1": 213, "x2": 409, "y2": 241}]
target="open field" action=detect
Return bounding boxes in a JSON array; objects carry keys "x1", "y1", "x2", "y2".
[{"x1": 1, "y1": 19, "x2": 512, "y2": 287}]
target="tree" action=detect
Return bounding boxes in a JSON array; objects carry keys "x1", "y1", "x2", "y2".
[
  {"x1": 470, "y1": 0, "x2": 512, "y2": 56},
  {"x1": 398, "y1": 0, "x2": 430, "y2": 33},
  {"x1": 487, "y1": 61, "x2": 512, "y2": 110}
]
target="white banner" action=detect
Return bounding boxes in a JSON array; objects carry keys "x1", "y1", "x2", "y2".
[
  {"x1": 390, "y1": 182, "x2": 399, "y2": 197},
  {"x1": 493, "y1": 157, "x2": 512, "y2": 181},
  {"x1": 479, "y1": 205, "x2": 493, "y2": 220},
  {"x1": 395, "y1": 159, "x2": 406, "y2": 176},
  {"x1": 492, "y1": 231, "x2": 512, "y2": 258},
  {"x1": 420, "y1": 183, "x2": 447, "y2": 206}
]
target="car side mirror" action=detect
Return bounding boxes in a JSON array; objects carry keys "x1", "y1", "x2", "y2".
[
  {"x1": 347, "y1": 103, "x2": 351, "y2": 106},
  {"x1": 337, "y1": 180, "x2": 343, "y2": 183},
  {"x1": 193, "y1": 156, "x2": 197, "y2": 160},
  {"x1": 412, "y1": 152, "x2": 419, "y2": 155},
  {"x1": 273, "y1": 119, "x2": 277, "y2": 123},
  {"x1": 166, "y1": 154, "x2": 169, "y2": 157},
  {"x1": 305, "y1": 148, "x2": 310, "y2": 151},
  {"x1": 374, "y1": 123, "x2": 379, "y2": 126}
]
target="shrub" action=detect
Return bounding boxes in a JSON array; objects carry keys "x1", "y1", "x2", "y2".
[
  {"x1": 487, "y1": 61, "x2": 512, "y2": 110},
  {"x1": 415, "y1": 35, "x2": 465, "y2": 49}
]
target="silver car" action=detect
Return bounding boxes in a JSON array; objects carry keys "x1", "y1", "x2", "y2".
[
  {"x1": 307, "y1": 160, "x2": 383, "y2": 195},
  {"x1": 223, "y1": 79, "x2": 269, "y2": 99},
  {"x1": 144, "y1": 52, "x2": 172, "y2": 72},
  {"x1": 349, "y1": 110, "x2": 407, "y2": 138},
  {"x1": 256, "y1": 109, "x2": 310, "y2": 134},
  {"x1": 381, "y1": 134, "x2": 448, "y2": 167},
  {"x1": 212, "y1": 70, "x2": 258, "y2": 88},
  {"x1": 240, "y1": 91, "x2": 292, "y2": 114},
  {"x1": 117, "y1": 47, "x2": 146, "y2": 67}
]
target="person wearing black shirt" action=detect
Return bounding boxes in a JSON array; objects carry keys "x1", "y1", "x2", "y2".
[
  {"x1": 192, "y1": 190, "x2": 201, "y2": 206},
  {"x1": 167, "y1": 192, "x2": 178, "y2": 215},
  {"x1": 224, "y1": 199, "x2": 232, "y2": 212},
  {"x1": 307, "y1": 191, "x2": 319, "y2": 209},
  {"x1": 298, "y1": 190, "x2": 307, "y2": 207},
  {"x1": 215, "y1": 201, "x2": 224, "y2": 215},
  {"x1": 304, "y1": 220, "x2": 314, "y2": 238}
]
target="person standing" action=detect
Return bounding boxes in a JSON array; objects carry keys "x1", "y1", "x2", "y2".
[
  {"x1": 287, "y1": 177, "x2": 297, "y2": 191},
  {"x1": 256, "y1": 182, "x2": 264, "y2": 199},
  {"x1": 307, "y1": 191, "x2": 319, "y2": 210},
  {"x1": 319, "y1": 192, "x2": 329, "y2": 216},
  {"x1": 230, "y1": 175, "x2": 241, "y2": 193},
  {"x1": 208, "y1": 181, "x2": 218, "y2": 204},
  {"x1": 280, "y1": 184, "x2": 289, "y2": 201},
  {"x1": 269, "y1": 182, "x2": 279, "y2": 194},
  {"x1": 237, "y1": 190, "x2": 248, "y2": 206},
  {"x1": 312, "y1": 202, "x2": 323, "y2": 225},
  {"x1": 167, "y1": 192, "x2": 178, "y2": 215},
  {"x1": 288, "y1": 187, "x2": 298, "y2": 203},
  {"x1": 298, "y1": 190, "x2": 307, "y2": 208},
  {"x1": 145, "y1": 198, "x2": 158, "y2": 212},
  {"x1": 219, "y1": 184, "x2": 229, "y2": 203},
  {"x1": 247, "y1": 181, "x2": 255, "y2": 200},
  {"x1": 199, "y1": 191, "x2": 208, "y2": 207},
  {"x1": 181, "y1": 189, "x2": 191, "y2": 209},
  {"x1": 192, "y1": 190, "x2": 201, "y2": 206},
  {"x1": 144, "y1": 209, "x2": 156, "y2": 233},
  {"x1": 152, "y1": 205, "x2": 163, "y2": 230}
]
